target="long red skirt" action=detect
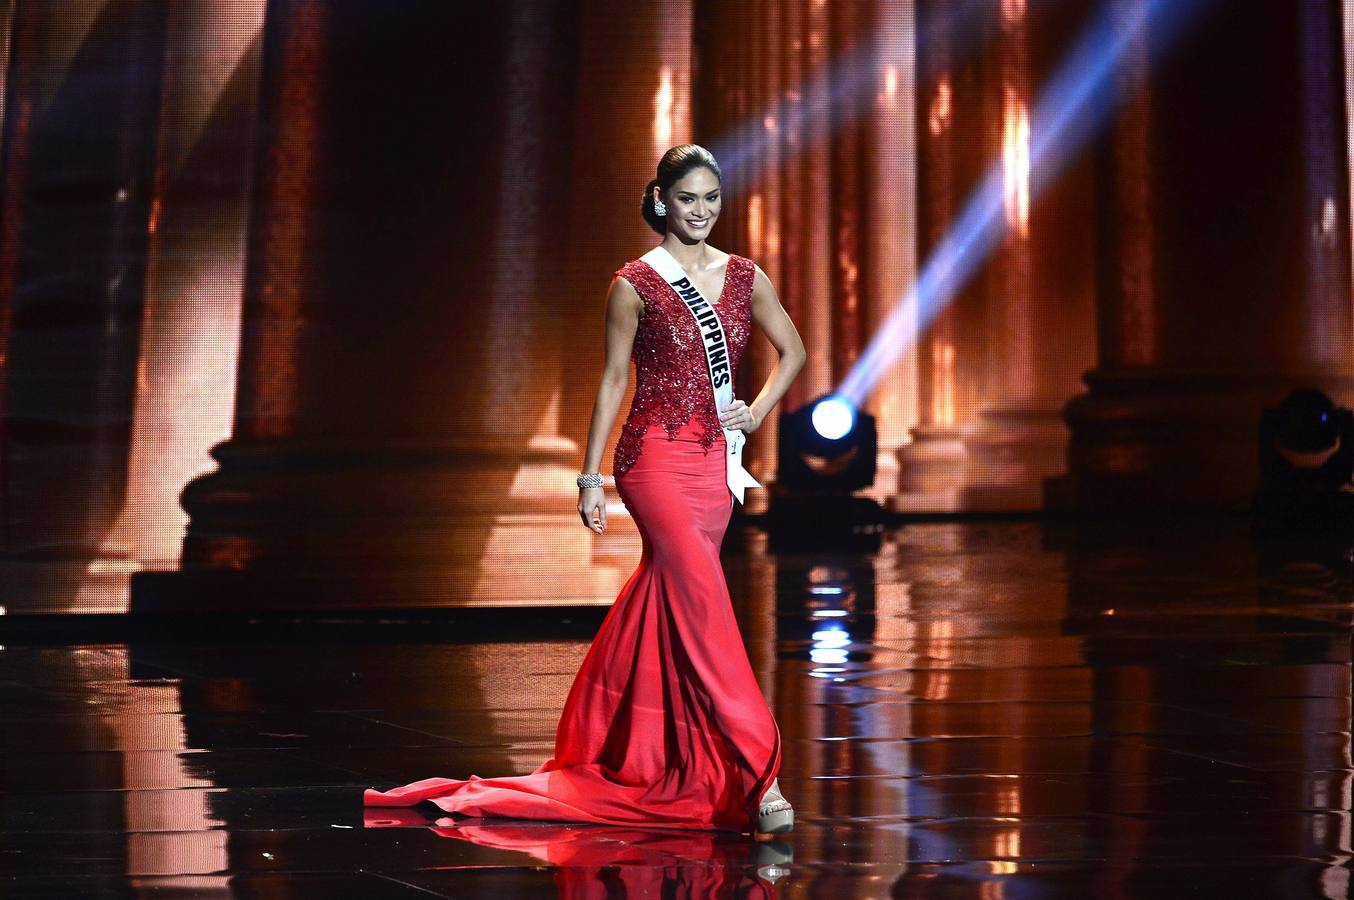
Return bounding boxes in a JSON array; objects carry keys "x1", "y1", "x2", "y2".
[{"x1": 363, "y1": 416, "x2": 783, "y2": 833}]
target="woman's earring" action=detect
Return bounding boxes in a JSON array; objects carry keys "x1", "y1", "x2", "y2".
[{"x1": 654, "y1": 197, "x2": 667, "y2": 216}]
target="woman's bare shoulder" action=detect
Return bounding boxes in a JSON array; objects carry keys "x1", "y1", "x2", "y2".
[{"x1": 606, "y1": 270, "x2": 646, "y2": 318}]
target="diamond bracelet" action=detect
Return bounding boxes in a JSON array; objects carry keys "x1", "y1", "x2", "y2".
[{"x1": 577, "y1": 472, "x2": 603, "y2": 489}]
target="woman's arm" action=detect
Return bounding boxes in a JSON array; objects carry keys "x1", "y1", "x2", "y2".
[
  {"x1": 578, "y1": 275, "x2": 643, "y2": 532},
  {"x1": 725, "y1": 263, "x2": 806, "y2": 433}
]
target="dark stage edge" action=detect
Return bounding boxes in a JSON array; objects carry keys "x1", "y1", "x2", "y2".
[{"x1": 0, "y1": 605, "x2": 611, "y2": 645}]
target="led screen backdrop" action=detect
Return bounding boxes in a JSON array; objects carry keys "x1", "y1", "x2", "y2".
[{"x1": 1, "y1": 0, "x2": 1352, "y2": 614}]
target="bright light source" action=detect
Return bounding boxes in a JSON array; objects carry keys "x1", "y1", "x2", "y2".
[{"x1": 811, "y1": 396, "x2": 856, "y2": 440}]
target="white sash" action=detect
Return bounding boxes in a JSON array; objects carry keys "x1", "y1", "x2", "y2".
[{"x1": 639, "y1": 244, "x2": 761, "y2": 505}]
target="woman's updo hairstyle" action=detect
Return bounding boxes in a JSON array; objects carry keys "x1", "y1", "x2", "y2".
[{"x1": 641, "y1": 144, "x2": 723, "y2": 236}]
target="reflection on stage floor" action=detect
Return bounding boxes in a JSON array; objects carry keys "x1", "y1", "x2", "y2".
[{"x1": 0, "y1": 519, "x2": 1350, "y2": 898}]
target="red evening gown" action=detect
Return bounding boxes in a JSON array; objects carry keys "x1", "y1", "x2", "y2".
[{"x1": 363, "y1": 252, "x2": 782, "y2": 833}]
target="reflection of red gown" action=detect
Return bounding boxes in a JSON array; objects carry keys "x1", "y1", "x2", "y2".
[
  {"x1": 363, "y1": 811, "x2": 780, "y2": 897},
  {"x1": 363, "y1": 252, "x2": 782, "y2": 833}
]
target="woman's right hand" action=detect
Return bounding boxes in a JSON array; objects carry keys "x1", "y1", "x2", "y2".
[{"x1": 578, "y1": 487, "x2": 607, "y2": 534}]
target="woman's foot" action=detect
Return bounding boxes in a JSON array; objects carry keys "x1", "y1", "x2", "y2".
[{"x1": 754, "y1": 777, "x2": 794, "y2": 838}]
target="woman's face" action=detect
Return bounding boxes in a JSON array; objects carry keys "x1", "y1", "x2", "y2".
[{"x1": 656, "y1": 167, "x2": 721, "y2": 241}]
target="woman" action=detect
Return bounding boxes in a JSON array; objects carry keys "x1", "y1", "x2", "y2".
[{"x1": 364, "y1": 144, "x2": 807, "y2": 838}]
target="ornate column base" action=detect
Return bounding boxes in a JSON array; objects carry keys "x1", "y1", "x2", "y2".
[
  {"x1": 888, "y1": 424, "x2": 968, "y2": 513},
  {"x1": 959, "y1": 399, "x2": 1070, "y2": 512},
  {"x1": 1049, "y1": 369, "x2": 1354, "y2": 512},
  {"x1": 130, "y1": 434, "x2": 633, "y2": 611}
]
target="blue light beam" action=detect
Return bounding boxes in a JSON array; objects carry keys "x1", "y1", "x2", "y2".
[
  {"x1": 839, "y1": 0, "x2": 1211, "y2": 405},
  {"x1": 710, "y1": 0, "x2": 996, "y2": 185}
]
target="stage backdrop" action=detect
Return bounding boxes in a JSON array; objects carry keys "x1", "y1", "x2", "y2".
[{"x1": 0, "y1": 0, "x2": 1352, "y2": 613}]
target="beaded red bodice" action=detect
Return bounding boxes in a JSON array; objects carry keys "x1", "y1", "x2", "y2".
[{"x1": 612, "y1": 252, "x2": 757, "y2": 478}]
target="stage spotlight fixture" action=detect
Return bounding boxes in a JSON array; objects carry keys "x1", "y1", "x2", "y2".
[
  {"x1": 777, "y1": 393, "x2": 876, "y2": 494},
  {"x1": 811, "y1": 395, "x2": 856, "y2": 441}
]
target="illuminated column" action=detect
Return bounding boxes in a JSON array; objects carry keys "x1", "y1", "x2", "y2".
[
  {"x1": 0, "y1": 1, "x2": 168, "y2": 560},
  {"x1": 799, "y1": 1, "x2": 835, "y2": 404},
  {"x1": 864, "y1": 0, "x2": 919, "y2": 502},
  {"x1": 134, "y1": 1, "x2": 612, "y2": 610},
  {"x1": 777, "y1": 0, "x2": 809, "y2": 417},
  {"x1": 959, "y1": 0, "x2": 1097, "y2": 511},
  {"x1": 695, "y1": 0, "x2": 883, "y2": 509},
  {"x1": 705, "y1": 0, "x2": 832, "y2": 438},
  {"x1": 101, "y1": 3, "x2": 267, "y2": 570},
  {"x1": 828, "y1": 1, "x2": 867, "y2": 385},
  {"x1": 892, "y1": 0, "x2": 972, "y2": 512},
  {"x1": 692, "y1": 0, "x2": 917, "y2": 506},
  {"x1": 695, "y1": 0, "x2": 835, "y2": 413},
  {"x1": 744, "y1": 0, "x2": 786, "y2": 501},
  {"x1": 827, "y1": 0, "x2": 922, "y2": 506},
  {"x1": 1060, "y1": 0, "x2": 1354, "y2": 510}
]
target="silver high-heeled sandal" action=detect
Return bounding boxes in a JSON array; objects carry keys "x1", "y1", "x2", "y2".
[
  {"x1": 756, "y1": 777, "x2": 794, "y2": 835},
  {"x1": 754, "y1": 839, "x2": 793, "y2": 883}
]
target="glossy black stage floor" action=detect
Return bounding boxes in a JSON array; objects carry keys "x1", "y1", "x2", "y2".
[{"x1": 1, "y1": 518, "x2": 1351, "y2": 898}]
